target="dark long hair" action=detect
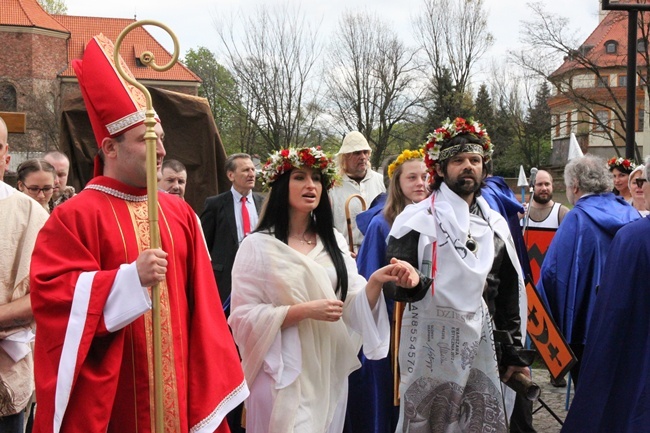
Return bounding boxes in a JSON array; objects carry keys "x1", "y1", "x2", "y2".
[{"x1": 256, "y1": 169, "x2": 349, "y2": 300}]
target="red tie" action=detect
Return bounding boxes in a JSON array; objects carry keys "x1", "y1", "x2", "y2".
[{"x1": 241, "y1": 196, "x2": 251, "y2": 237}]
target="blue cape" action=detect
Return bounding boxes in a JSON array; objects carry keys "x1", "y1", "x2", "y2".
[
  {"x1": 561, "y1": 217, "x2": 650, "y2": 432},
  {"x1": 482, "y1": 177, "x2": 531, "y2": 277},
  {"x1": 537, "y1": 193, "x2": 639, "y2": 344},
  {"x1": 356, "y1": 193, "x2": 386, "y2": 236},
  {"x1": 345, "y1": 194, "x2": 398, "y2": 433}
]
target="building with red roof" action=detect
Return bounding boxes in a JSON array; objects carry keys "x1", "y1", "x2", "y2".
[
  {"x1": 0, "y1": 0, "x2": 200, "y2": 153},
  {"x1": 548, "y1": 1, "x2": 648, "y2": 162}
]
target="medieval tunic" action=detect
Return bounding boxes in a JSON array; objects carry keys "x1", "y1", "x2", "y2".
[
  {"x1": 386, "y1": 183, "x2": 526, "y2": 433},
  {"x1": 0, "y1": 182, "x2": 49, "y2": 416},
  {"x1": 30, "y1": 176, "x2": 248, "y2": 433},
  {"x1": 228, "y1": 231, "x2": 389, "y2": 433}
]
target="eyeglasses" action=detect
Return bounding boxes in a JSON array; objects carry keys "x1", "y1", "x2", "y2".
[
  {"x1": 24, "y1": 186, "x2": 54, "y2": 194},
  {"x1": 635, "y1": 178, "x2": 647, "y2": 188}
]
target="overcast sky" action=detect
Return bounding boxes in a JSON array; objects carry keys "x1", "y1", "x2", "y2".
[{"x1": 62, "y1": 0, "x2": 601, "y2": 84}]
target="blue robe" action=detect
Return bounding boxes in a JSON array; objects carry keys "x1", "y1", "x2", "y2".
[
  {"x1": 482, "y1": 176, "x2": 530, "y2": 277},
  {"x1": 344, "y1": 194, "x2": 398, "y2": 433},
  {"x1": 561, "y1": 217, "x2": 650, "y2": 433},
  {"x1": 537, "y1": 193, "x2": 639, "y2": 345}
]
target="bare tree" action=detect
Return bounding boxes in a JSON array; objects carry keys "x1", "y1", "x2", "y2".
[
  {"x1": 511, "y1": 2, "x2": 644, "y2": 159},
  {"x1": 324, "y1": 11, "x2": 422, "y2": 167},
  {"x1": 486, "y1": 61, "x2": 553, "y2": 171},
  {"x1": 215, "y1": 5, "x2": 322, "y2": 153},
  {"x1": 414, "y1": 0, "x2": 493, "y2": 97},
  {"x1": 37, "y1": 0, "x2": 67, "y2": 14}
]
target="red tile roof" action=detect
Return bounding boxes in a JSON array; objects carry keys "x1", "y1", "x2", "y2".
[
  {"x1": 551, "y1": 10, "x2": 650, "y2": 77},
  {"x1": 53, "y1": 15, "x2": 200, "y2": 83},
  {"x1": 0, "y1": 0, "x2": 68, "y2": 33}
]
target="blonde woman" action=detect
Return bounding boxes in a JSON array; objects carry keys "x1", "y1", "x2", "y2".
[
  {"x1": 628, "y1": 165, "x2": 649, "y2": 216},
  {"x1": 345, "y1": 149, "x2": 428, "y2": 433}
]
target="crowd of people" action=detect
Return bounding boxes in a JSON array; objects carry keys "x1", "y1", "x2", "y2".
[{"x1": 2, "y1": 31, "x2": 650, "y2": 433}]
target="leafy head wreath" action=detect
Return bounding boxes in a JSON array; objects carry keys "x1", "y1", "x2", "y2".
[
  {"x1": 261, "y1": 146, "x2": 340, "y2": 190},
  {"x1": 423, "y1": 117, "x2": 493, "y2": 178}
]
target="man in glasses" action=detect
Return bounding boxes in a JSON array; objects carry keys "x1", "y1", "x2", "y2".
[{"x1": 537, "y1": 154, "x2": 639, "y2": 389}]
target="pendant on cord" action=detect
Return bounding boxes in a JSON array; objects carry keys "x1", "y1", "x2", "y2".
[{"x1": 466, "y1": 233, "x2": 478, "y2": 254}]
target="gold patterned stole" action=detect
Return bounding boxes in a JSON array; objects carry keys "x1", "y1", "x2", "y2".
[{"x1": 125, "y1": 201, "x2": 181, "y2": 432}]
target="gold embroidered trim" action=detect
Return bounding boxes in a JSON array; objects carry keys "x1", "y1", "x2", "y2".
[{"x1": 125, "y1": 201, "x2": 180, "y2": 432}]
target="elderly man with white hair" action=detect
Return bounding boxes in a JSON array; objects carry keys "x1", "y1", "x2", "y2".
[
  {"x1": 560, "y1": 155, "x2": 650, "y2": 432},
  {"x1": 537, "y1": 154, "x2": 639, "y2": 389},
  {"x1": 329, "y1": 131, "x2": 385, "y2": 251}
]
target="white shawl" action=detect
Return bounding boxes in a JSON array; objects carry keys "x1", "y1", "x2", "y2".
[
  {"x1": 389, "y1": 183, "x2": 526, "y2": 432},
  {"x1": 229, "y1": 231, "x2": 389, "y2": 432}
]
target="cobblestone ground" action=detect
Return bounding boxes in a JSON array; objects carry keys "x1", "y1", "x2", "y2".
[{"x1": 529, "y1": 368, "x2": 571, "y2": 433}]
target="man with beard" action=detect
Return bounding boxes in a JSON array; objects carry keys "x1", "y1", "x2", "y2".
[
  {"x1": 521, "y1": 169, "x2": 570, "y2": 388},
  {"x1": 524, "y1": 170, "x2": 569, "y2": 228},
  {"x1": 329, "y1": 131, "x2": 385, "y2": 252},
  {"x1": 384, "y1": 118, "x2": 529, "y2": 433}
]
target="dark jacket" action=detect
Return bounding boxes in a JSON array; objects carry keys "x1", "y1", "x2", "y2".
[{"x1": 200, "y1": 190, "x2": 264, "y2": 309}]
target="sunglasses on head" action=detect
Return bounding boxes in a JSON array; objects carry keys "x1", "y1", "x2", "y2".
[{"x1": 634, "y1": 178, "x2": 647, "y2": 188}]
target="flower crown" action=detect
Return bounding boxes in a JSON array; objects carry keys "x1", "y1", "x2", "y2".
[
  {"x1": 261, "y1": 146, "x2": 339, "y2": 189},
  {"x1": 423, "y1": 117, "x2": 493, "y2": 175},
  {"x1": 387, "y1": 149, "x2": 424, "y2": 179},
  {"x1": 607, "y1": 156, "x2": 636, "y2": 173}
]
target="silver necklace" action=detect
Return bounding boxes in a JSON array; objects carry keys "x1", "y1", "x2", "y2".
[{"x1": 290, "y1": 232, "x2": 315, "y2": 245}]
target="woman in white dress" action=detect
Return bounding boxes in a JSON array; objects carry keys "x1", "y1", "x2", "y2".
[{"x1": 228, "y1": 147, "x2": 418, "y2": 433}]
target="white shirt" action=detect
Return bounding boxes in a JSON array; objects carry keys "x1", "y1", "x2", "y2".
[
  {"x1": 231, "y1": 187, "x2": 259, "y2": 243},
  {"x1": 329, "y1": 170, "x2": 385, "y2": 248}
]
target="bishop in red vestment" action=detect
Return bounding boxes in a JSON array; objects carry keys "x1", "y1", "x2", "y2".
[{"x1": 29, "y1": 34, "x2": 247, "y2": 433}]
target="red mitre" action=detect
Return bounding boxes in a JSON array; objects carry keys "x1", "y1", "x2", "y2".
[{"x1": 72, "y1": 33, "x2": 159, "y2": 177}]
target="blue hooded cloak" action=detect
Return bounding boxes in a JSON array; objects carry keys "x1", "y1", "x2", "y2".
[
  {"x1": 537, "y1": 193, "x2": 639, "y2": 345},
  {"x1": 561, "y1": 217, "x2": 650, "y2": 432}
]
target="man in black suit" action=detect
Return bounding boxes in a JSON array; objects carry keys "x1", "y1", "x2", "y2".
[{"x1": 201, "y1": 153, "x2": 264, "y2": 314}]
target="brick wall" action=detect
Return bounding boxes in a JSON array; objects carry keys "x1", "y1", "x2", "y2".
[{"x1": 2, "y1": 27, "x2": 198, "y2": 153}]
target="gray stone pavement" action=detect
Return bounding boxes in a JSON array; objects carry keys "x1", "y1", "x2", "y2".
[{"x1": 529, "y1": 368, "x2": 571, "y2": 433}]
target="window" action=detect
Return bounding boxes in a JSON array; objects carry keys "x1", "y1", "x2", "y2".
[
  {"x1": 618, "y1": 75, "x2": 627, "y2": 87},
  {"x1": 594, "y1": 110, "x2": 609, "y2": 131},
  {"x1": 638, "y1": 108, "x2": 645, "y2": 132},
  {"x1": 0, "y1": 83, "x2": 17, "y2": 112},
  {"x1": 596, "y1": 75, "x2": 609, "y2": 87},
  {"x1": 605, "y1": 40, "x2": 618, "y2": 54},
  {"x1": 638, "y1": 38, "x2": 647, "y2": 53}
]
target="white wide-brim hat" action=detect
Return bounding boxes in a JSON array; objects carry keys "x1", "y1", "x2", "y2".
[{"x1": 338, "y1": 131, "x2": 372, "y2": 155}]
